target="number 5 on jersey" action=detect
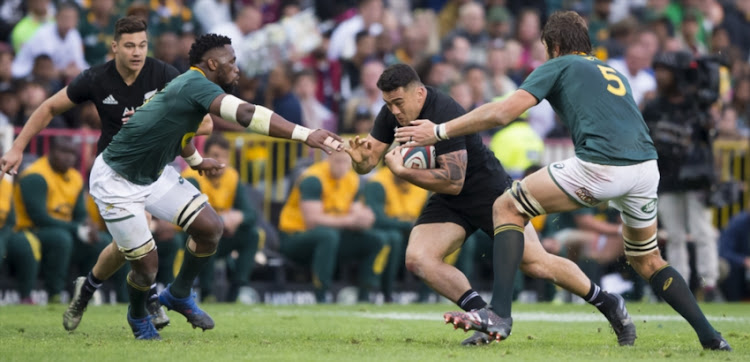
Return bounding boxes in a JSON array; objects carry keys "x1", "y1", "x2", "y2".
[{"x1": 596, "y1": 65, "x2": 626, "y2": 96}]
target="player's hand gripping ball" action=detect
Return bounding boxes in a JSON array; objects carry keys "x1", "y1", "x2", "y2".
[{"x1": 400, "y1": 145, "x2": 436, "y2": 169}]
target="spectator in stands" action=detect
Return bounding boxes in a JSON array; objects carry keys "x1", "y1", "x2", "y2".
[
  {"x1": 28, "y1": 54, "x2": 63, "y2": 95},
  {"x1": 154, "y1": 31, "x2": 189, "y2": 72},
  {"x1": 540, "y1": 207, "x2": 624, "y2": 278},
  {"x1": 341, "y1": 59, "x2": 385, "y2": 133},
  {"x1": 11, "y1": 3, "x2": 87, "y2": 80},
  {"x1": 278, "y1": 151, "x2": 386, "y2": 303},
  {"x1": 300, "y1": 29, "x2": 343, "y2": 114},
  {"x1": 328, "y1": 0, "x2": 384, "y2": 61},
  {"x1": 294, "y1": 69, "x2": 336, "y2": 132},
  {"x1": 183, "y1": 135, "x2": 260, "y2": 303},
  {"x1": 488, "y1": 99, "x2": 543, "y2": 180},
  {"x1": 730, "y1": 77, "x2": 750, "y2": 135},
  {"x1": 84, "y1": 193, "x2": 128, "y2": 302},
  {"x1": 720, "y1": 0, "x2": 750, "y2": 60},
  {"x1": 709, "y1": 26, "x2": 730, "y2": 54},
  {"x1": 16, "y1": 82, "x2": 64, "y2": 128},
  {"x1": 265, "y1": 62, "x2": 303, "y2": 125},
  {"x1": 12, "y1": 136, "x2": 109, "y2": 303},
  {"x1": 364, "y1": 166, "x2": 429, "y2": 302},
  {"x1": 463, "y1": 64, "x2": 490, "y2": 110},
  {"x1": 643, "y1": 51, "x2": 722, "y2": 301},
  {"x1": 441, "y1": 34, "x2": 470, "y2": 74},
  {"x1": 515, "y1": 8, "x2": 542, "y2": 72},
  {"x1": 147, "y1": 0, "x2": 199, "y2": 36},
  {"x1": 588, "y1": 0, "x2": 613, "y2": 52},
  {"x1": 486, "y1": 6, "x2": 513, "y2": 43},
  {"x1": 420, "y1": 55, "x2": 457, "y2": 90},
  {"x1": 192, "y1": 0, "x2": 231, "y2": 35},
  {"x1": 0, "y1": 46, "x2": 14, "y2": 92},
  {"x1": 449, "y1": 81, "x2": 472, "y2": 112},
  {"x1": 152, "y1": 218, "x2": 183, "y2": 288},
  {"x1": 2, "y1": 176, "x2": 40, "y2": 304},
  {"x1": 394, "y1": 25, "x2": 429, "y2": 67},
  {"x1": 608, "y1": 41, "x2": 657, "y2": 107},
  {"x1": 436, "y1": 0, "x2": 469, "y2": 38},
  {"x1": 10, "y1": 0, "x2": 52, "y2": 53},
  {"x1": 445, "y1": 2, "x2": 489, "y2": 66},
  {"x1": 718, "y1": 211, "x2": 750, "y2": 301},
  {"x1": 677, "y1": 10, "x2": 707, "y2": 55},
  {"x1": 79, "y1": 0, "x2": 119, "y2": 66},
  {"x1": 0, "y1": 90, "x2": 19, "y2": 127},
  {"x1": 341, "y1": 30, "x2": 376, "y2": 99},
  {"x1": 209, "y1": 5, "x2": 262, "y2": 67},
  {"x1": 486, "y1": 46, "x2": 518, "y2": 98}
]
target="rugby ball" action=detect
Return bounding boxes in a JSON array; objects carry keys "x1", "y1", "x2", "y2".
[{"x1": 400, "y1": 145, "x2": 436, "y2": 169}]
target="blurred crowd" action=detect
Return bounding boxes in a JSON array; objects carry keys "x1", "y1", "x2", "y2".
[{"x1": 1, "y1": 0, "x2": 749, "y2": 304}]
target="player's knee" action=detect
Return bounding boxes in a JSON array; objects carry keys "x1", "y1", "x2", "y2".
[
  {"x1": 626, "y1": 251, "x2": 666, "y2": 279},
  {"x1": 128, "y1": 269, "x2": 156, "y2": 287},
  {"x1": 404, "y1": 249, "x2": 431, "y2": 278},
  {"x1": 189, "y1": 210, "x2": 224, "y2": 247},
  {"x1": 493, "y1": 193, "x2": 517, "y2": 219}
]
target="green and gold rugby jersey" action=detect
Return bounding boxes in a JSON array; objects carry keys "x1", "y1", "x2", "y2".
[
  {"x1": 519, "y1": 54, "x2": 658, "y2": 165},
  {"x1": 103, "y1": 68, "x2": 224, "y2": 185}
]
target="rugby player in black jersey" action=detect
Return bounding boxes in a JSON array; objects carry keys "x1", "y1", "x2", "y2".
[{"x1": 346, "y1": 63, "x2": 635, "y2": 346}]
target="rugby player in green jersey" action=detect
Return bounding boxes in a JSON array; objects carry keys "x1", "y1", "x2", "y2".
[
  {"x1": 3, "y1": 33, "x2": 342, "y2": 340},
  {"x1": 396, "y1": 11, "x2": 730, "y2": 351}
]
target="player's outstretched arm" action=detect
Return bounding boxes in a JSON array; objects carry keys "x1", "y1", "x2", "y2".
[
  {"x1": 1, "y1": 88, "x2": 76, "y2": 177},
  {"x1": 394, "y1": 89, "x2": 538, "y2": 146},
  {"x1": 208, "y1": 94, "x2": 343, "y2": 154},
  {"x1": 345, "y1": 135, "x2": 390, "y2": 175}
]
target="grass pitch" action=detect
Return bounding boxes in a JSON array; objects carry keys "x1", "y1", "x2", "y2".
[{"x1": 0, "y1": 302, "x2": 748, "y2": 361}]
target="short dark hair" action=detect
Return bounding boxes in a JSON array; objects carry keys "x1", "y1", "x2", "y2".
[
  {"x1": 377, "y1": 63, "x2": 422, "y2": 92},
  {"x1": 204, "y1": 133, "x2": 231, "y2": 153},
  {"x1": 189, "y1": 33, "x2": 232, "y2": 66},
  {"x1": 355, "y1": 30, "x2": 370, "y2": 44},
  {"x1": 114, "y1": 16, "x2": 148, "y2": 41},
  {"x1": 541, "y1": 11, "x2": 592, "y2": 58}
]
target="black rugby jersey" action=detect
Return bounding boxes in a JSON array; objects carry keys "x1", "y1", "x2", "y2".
[
  {"x1": 67, "y1": 57, "x2": 180, "y2": 154},
  {"x1": 371, "y1": 86, "x2": 511, "y2": 200}
]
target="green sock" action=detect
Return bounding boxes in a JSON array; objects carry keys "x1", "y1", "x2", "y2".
[
  {"x1": 649, "y1": 266, "x2": 717, "y2": 343},
  {"x1": 127, "y1": 276, "x2": 150, "y2": 319},
  {"x1": 171, "y1": 247, "x2": 214, "y2": 299},
  {"x1": 490, "y1": 224, "x2": 525, "y2": 318}
]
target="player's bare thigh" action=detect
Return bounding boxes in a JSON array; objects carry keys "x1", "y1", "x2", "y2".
[
  {"x1": 493, "y1": 166, "x2": 580, "y2": 226},
  {"x1": 522, "y1": 166, "x2": 582, "y2": 214},
  {"x1": 405, "y1": 223, "x2": 466, "y2": 266}
]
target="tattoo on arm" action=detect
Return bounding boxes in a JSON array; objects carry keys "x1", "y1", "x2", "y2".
[{"x1": 429, "y1": 150, "x2": 467, "y2": 187}]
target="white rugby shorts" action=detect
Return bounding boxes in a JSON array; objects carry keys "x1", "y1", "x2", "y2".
[
  {"x1": 547, "y1": 157, "x2": 659, "y2": 228},
  {"x1": 89, "y1": 154, "x2": 205, "y2": 250}
]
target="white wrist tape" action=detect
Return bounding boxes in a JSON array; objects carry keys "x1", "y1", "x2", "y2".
[
  {"x1": 184, "y1": 149, "x2": 203, "y2": 167},
  {"x1": 249, "y1": 105, "x2": 273, "y2": 135},
  {"x1": 291, "y1": 125, "x2": 312, "y2": 142},
  {"x1": 437, "y1": 123, "x2": 449, "y2": 140},
  {"x1": 219, "y1": 94, "x2": 245, "y2": 122}
]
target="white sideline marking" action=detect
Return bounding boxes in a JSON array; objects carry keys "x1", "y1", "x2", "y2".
[
  {"x1": 258, "y1": 310, "x2": 749, "y2": 323},
  {"x1": 351, "y1": 312, "x2": 749, "y2": 323}
]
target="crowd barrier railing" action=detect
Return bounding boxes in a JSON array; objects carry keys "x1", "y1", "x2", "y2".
[{"x1": 9, "y1": 128, "x2": 748, "y2": 228}]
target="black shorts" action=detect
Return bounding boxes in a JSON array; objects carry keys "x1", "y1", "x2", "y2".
[{"x1": 415, "y1": 178, "x2": 511, "y2": 239}]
